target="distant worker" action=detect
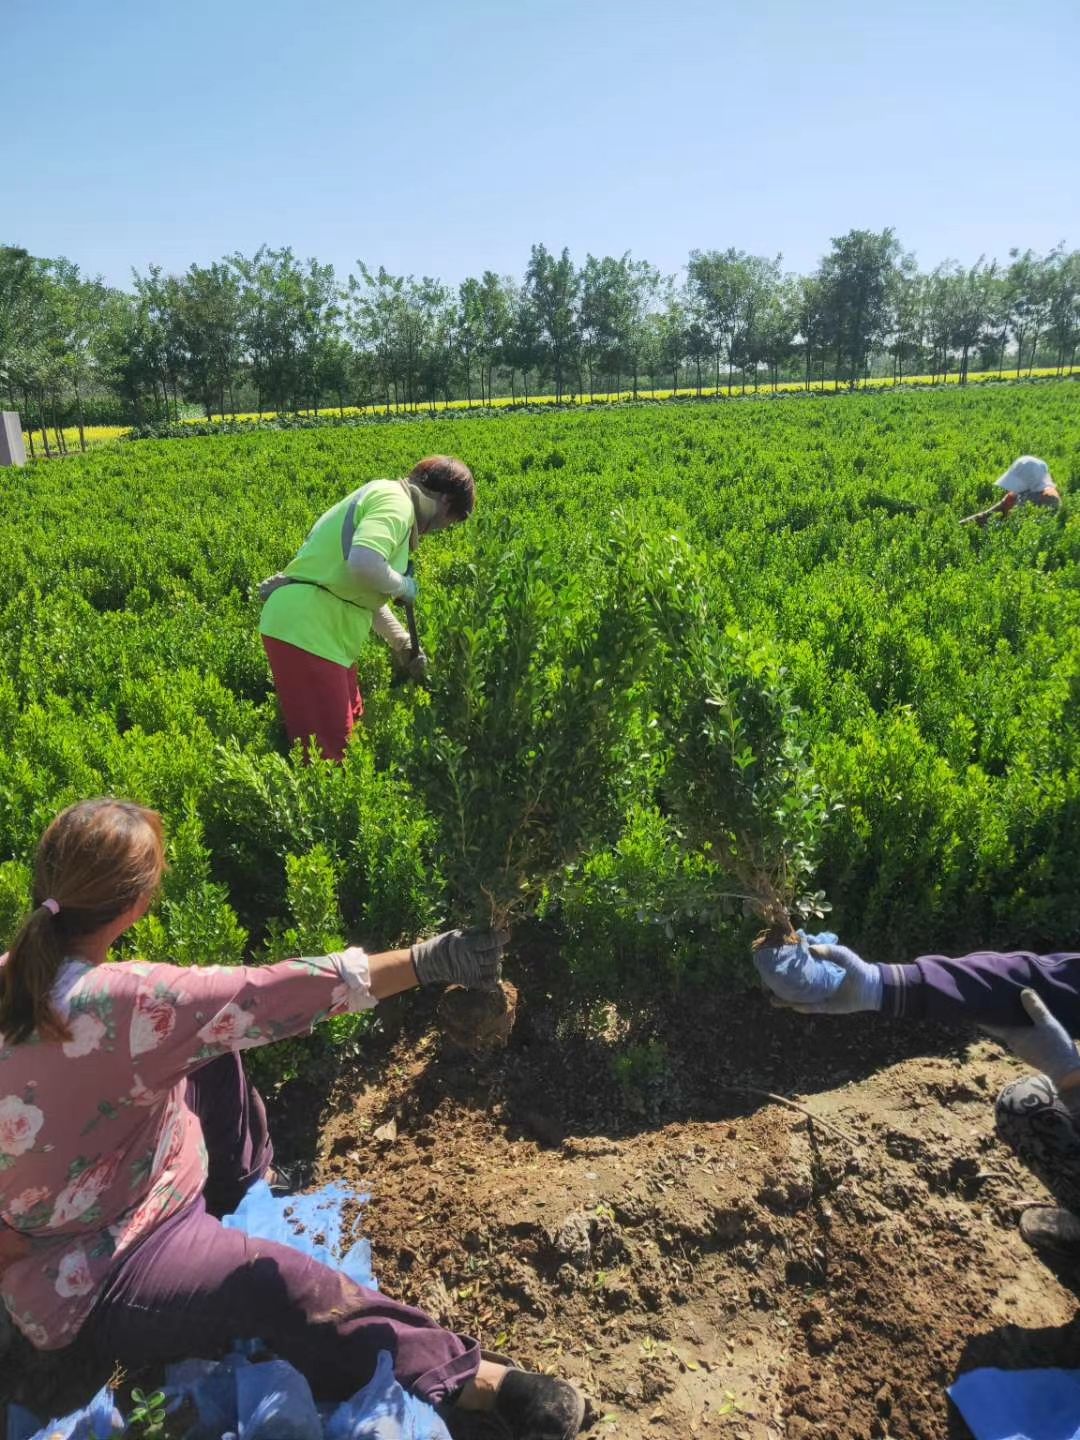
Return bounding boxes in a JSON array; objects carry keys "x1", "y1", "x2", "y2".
[
  {"x1": 755, "y1": 934, "x2": 1080, "y2": 1260},
  {"x1": 960, "y1": 455, "x2": 1062, "y2": 526},
  {"x1": 259, "y1": 456, "x2": 474, "y2": 761}
]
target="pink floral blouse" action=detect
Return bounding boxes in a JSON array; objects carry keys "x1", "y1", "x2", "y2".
[{"x1": 0, "y1": 949, "x2": 373, "y2": 1349}]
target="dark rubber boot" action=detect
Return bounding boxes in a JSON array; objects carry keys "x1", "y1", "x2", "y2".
[
  {"x1": 494, "y1": 1371, "x2": 585, "y2": 1440},
  {"x1": 1019, "y1": 1206, "x2": 1080, "y2": 1259}
]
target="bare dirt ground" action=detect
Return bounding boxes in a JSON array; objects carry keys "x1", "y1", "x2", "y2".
[
  {"x1": 305, "y1": 978, "x2": 1080, "y2": 1440},
  {"x1": 5, "y1": 979, "x2": 1079, "y2": 1438}
]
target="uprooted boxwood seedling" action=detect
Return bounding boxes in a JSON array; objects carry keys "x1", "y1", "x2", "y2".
[
  {"x1": 638, "y1": 530, "x2": 831, "y2": 952},
  {"x1": 414, "y1": 527, "x2": 659, "y2": 1048}
]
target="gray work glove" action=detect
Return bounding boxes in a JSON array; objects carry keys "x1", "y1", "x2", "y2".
[
  {"x1": 410, "y1": 928, "x2": 507, "y2": 989},
  {"x1": 392, "y1": 645, "x2": 429, "y2": 683},
  {"x1": 982, "y1": 989, "x2": 1080, "y2": 1111}
]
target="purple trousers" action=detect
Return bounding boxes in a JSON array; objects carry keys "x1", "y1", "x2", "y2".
[{"x1": 80, "y1": 1054, "x2": 480, "y2": 1405}]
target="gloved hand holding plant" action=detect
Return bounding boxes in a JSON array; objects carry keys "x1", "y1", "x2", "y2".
[
  {"x1": 410, "y1": 927, "x2": 508, "y2": 990},
  {"x1": 754, "y1": 935, "x2": 884, "y2": 1014}
]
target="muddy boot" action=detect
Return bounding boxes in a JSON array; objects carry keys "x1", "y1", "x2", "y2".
[
  {"x1": 1019, "y1": 1205, "x2": 1080, "y2": 1260},
  {"x1": 494, "y1": 1371, "x2": 585, "y2": 1440}
]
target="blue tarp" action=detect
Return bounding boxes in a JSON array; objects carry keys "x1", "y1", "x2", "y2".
[
  {"x1": 7, "y1": 1183, "x2": 449, "y2": 1440},
  {"x1": 222, "y1": 1181, "x2": 376, "y2": 1292},
  {"x1": 949, "y1": 1368, "x2": 1080, "y2": 1440}
]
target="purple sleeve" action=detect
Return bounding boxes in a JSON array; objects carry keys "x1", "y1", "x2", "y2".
[{"x1": 880, "y1": 951, "x2": 1080, "y2": 1031}]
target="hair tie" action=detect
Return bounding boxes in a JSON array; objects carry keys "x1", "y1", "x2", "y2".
[{"x1": 41, "y1": 898, "x2": 60, "y2": 916}]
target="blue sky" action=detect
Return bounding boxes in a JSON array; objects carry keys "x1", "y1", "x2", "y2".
[{"x1": 6, "y1": 0, "x2": 1077, "y2": 290}]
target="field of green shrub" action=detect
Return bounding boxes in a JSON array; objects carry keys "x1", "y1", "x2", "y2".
[{"x1": 1, "y1": 383, "x2": 1078, "y2": 1064}]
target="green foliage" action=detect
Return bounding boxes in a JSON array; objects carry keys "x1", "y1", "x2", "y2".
[
  {"x1": 0, "y1": 384, "x2": 1078, "y2": 1060},
  {"x1": 127, "y1": 1388, "x2": 168, "y2": 1440},
  {"x1": 260, "y1": 845, "x2": 344, "y2": 960},
  {"x1": 611, "y1": 1038, "x2": 670, "y2": 1111},
  {"x1": 554, "y1": 804, "x2": 732, "y2": 1001},
  {"x1": 131, "y1": 813, "x2": 248, "y2": 969},
  {"x1": 414, "y1": 528, "x2": 655, "y2": 925},
  {"x1": 639, "y1": 531, "x2": 828, "y2": 928},
  {"x1": 0, "y1": 860, "x2": 31, "y2": 945}
]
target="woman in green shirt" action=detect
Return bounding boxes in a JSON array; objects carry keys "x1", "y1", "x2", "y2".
[{"x1": 260, "y1": 455, "x2": 474, "y2": 760}]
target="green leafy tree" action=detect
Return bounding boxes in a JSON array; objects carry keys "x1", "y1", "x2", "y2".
[
  {"x1": 525, "y1": 244, "x2": 580, "y2": 403},
  {"x1": 1044, "y1": 247, "x2": 1080, "y2": 375},
  {"x1": 175, "y1": 261, "x2": 244, "y2": 419},
  {"x1": 475, "y1": 270, "x2": 513, "y2": 404},
  {"x1": 816, "y1": 228, "x2": 902, "y2": 387}
]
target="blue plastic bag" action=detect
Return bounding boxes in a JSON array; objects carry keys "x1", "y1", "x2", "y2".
[
  {"x1": 949, "y1": 1366, "x2": 1080, "y2": 1440},
  {"x1": 323, "y1": 1351, "x2": 451, "y2": 1440},
  {"x1": 157, "y1": 1348, "x2": 451, "y2": 1440},
  {"x1": 6, "y1": 1384, "x2": 123, "y2": 1440},
  {"x1": 753, "y1": 930, "x2": 844, "y2": 1006},
  {"x1": 236, "y1": 1359, "x2": 322, "y2": 1440}
]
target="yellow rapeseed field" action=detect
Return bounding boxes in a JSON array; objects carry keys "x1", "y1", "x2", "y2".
[{"x1": 16, "y1": 367, "x2": 1071, "y2": 453}]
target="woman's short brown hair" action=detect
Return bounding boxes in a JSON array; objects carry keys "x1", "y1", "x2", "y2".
[{"x1": 409, "y1": 455, "x2": 476, "y2": 521}]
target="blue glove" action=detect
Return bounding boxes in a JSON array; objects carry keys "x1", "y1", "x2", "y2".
[
  {"x1": 755, "y1": 933, "x2": 883, "y2": 1014},
  {"x1": 396, "y1": 572, "x2": 418, "y2": 604}
]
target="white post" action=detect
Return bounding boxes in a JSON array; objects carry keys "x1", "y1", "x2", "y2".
[{"x1": 0, "y1": 412, "x2": 27, "y2": 467}]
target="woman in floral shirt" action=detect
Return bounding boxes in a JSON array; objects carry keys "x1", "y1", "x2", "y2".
[{"x1": 0, "y1": 799, "x2": 584, "y2": 1440}]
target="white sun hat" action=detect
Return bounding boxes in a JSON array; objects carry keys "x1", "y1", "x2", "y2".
[{"x1": 996, "y1": 455, "x2": 1052, "y2": 493}]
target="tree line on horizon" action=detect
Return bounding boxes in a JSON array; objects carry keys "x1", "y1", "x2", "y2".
[{"x1": 1, "y1": 230, "x2": 1077, "y2": 452}]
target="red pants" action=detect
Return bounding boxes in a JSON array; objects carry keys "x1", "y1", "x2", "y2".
[{"x1": 263, "y1": 635, "x2": 364, "y2": 762}]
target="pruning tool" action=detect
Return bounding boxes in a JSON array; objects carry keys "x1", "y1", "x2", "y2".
[
  {"x1": 390, "y1": 562, "x2": 424, "y2": 688},
  {"x1": 403, "y1": 561, "x2": 421, "y2": 659}
]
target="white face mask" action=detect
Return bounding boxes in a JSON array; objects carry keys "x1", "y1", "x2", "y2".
[{"x1": 411, "y1": 485, "x2": 456, "y2": 534}]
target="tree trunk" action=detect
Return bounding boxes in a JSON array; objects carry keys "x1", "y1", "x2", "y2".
[
  {"x1": 75, "y1": 384, "x2": 87, "y2": 452},
  {"x1": 22, "y1": 390, "x2": 35, "y2": 459}
]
